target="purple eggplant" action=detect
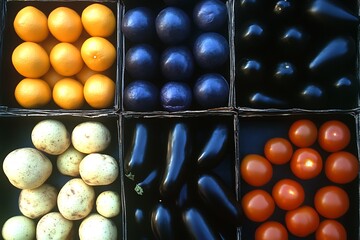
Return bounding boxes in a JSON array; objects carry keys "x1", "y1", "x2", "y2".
[
  {"x1": 159, "y1": 122, "x2": 192, "y2": 198},
  {"x1": 124, "y1": 122, "x2": 152, "y2": 181},
  {"x1": 197, "y1": 123, "x2": 229, "y2": 168},
  {"x1": 151, "y1": 203, "x2": 177, "y2": 240},
  {"x1": 134, "y1": 167, "x2": 161, "y2": 196},
  {"x1": 182, "y1": 207, "x2": 221, "y2": 240},
  {"x1": 197, "y1": 173, "x2": 242, "y2": 227}
]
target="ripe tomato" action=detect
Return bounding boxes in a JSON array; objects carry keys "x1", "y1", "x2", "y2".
[
  {"x1": 272, "y1": 179, "x2": 305, "y2": 211},
  {"x1": 325, "y1": 151, "x2": 359, "y2": 184},
  {"x1": 318, "y1": 120, "x2": 351, "y2": 152},
  {"x1": 285, "y1": 206, "x2": 320, "y2": 237},
  {"x1": 288, "y1": 119, "x2": 317, "y2": 147},
  {"x1": 314, "y1": 185, "x2": 349, "y2": 219},
  {"x1": 290, "y1": 148, "x2": 323, "y2": 180},
  {"x1": 315, "y1": 220, "x2": 347, "y2": 240},
  {"x1": 242, "y1": 189, "x2": 275, "y2": 222},
  {"x1": 241, "y1": 154, "x2": 273, "y2": 187},
  {"x1": 264, "y1": 137, "x2": 293, "y2": 165},
  {"x1": 255, "y1": 221, "x2": 288, "y2": 240}
]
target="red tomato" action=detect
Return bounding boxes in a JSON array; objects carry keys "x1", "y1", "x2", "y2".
[
  {"x1": 315, "y1": 220, "x2": 347, "y2": 240},
  {"x1": 288, "y1": 119, "x2": 318, "y2": 147},
  {"x1": 325, "y1": 151, "x2": 359, "y2": 184},
  {"x1": 241, "y1": 154, "x2": 273, "y2": 187},
  {"x1": 264, "y1": 137, "x2": 293, "y2": 165},
  {"x1": 318, "y1": 120, "x2": 351, "y2": 152},
  {"x1": 285, "y1": 206, "x2": 320, "y2": 237},
  {"x1": 290, "y1": 148, "x2": 323, "y2": 180},
  {"x1": 242, "y1": 189, "x2": 275, "y2": 222},
  {"x1": 314, "y1": 185, "x2": 349, "y2": 219},
  {"x1": 272, "y1": 179, "x2": 305, "y2": 211},
  {"x1": 255, "y1": 221, "x2": 288, "y2": 240}
]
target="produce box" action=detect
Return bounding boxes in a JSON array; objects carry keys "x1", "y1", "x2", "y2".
[
  {"x1": 234, "y1": 0, "x2": 360, "y2": 111},
  {"x1": 0, "y1": 0, "x2": 120, "y2": 112},
  {"x1": 0, "y1": 114, "x2": 123, "y2": 239},
  {"x1": 120, "y1": 0, "x2": 234, "y2": 113},
  {"x1": 0, "y1": 0, "x2": 359, "y2": 239}
]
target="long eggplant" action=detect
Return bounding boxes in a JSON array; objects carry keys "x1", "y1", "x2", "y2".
[
  {"x1": 124, "y1": 122, "x2": 152, "y2": 181},
  {"x1": 197, "y1": 123, "x2": 229, "y2": 168},
  {"x1": 131, "y1": 207, "x2": 152, "y2": 240},
  {"x1": 134, "y1": 167, "x2": 161, "y2": 196},
  {"x1": 197, "y1": 173, "x2": 242, "y2": 227},
  {"x1": 159, "y1": 122, "x2": 192, "y2": 198},
  {"x1": 182, "y1": 207, "x2": 221, "y2": 240},
  {"x1": 151, "y1": 203, "x2": 177, "y2": 240}
]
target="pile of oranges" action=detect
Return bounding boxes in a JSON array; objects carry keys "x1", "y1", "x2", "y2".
[{"x1": 11, "y1": 4, "x2": 116, "y2": 109}]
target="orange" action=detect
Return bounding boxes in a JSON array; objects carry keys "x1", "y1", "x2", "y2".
[
  {"x1": 83, "y1": 74, "x2": 115, "y2": 109},
  {"x1": 75, "y1": 65, "x2": 99, "y2": 84},
  {"x1": 81, "y1": 37, "x2": 116, "y2": 72},
  {"x1": 48, "y1": 7, "x2": 83, "y2": 42},
  {"x1": 50, "y1": 42, "x2": 83, "y2": 76},
  {"x1": 13, "y1": 6, "x2": 49, "y2": 42},
  {"x1": 12, "y1": 42, "x2": 50, "y2": 78},
  {"x1": 14, "y1": 78, "x2": 51, "y2": 108},
  {"x1": 81, "y1": 3, "x2": 116, "y2": 37},
  {"x1": 53, "y1": 78, "x2": 84, "y2": 109},
  {"x1": 42, "y1": 67, "x2": 64, "y2": 88},
  {"x1": 42, "y1": 34, "x2": 60, "y2": 55}
]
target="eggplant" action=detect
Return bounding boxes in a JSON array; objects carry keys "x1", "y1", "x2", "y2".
[
  {"x1": 308, "y1": 36, "x2": 355, "y2": 77},
  {"x1": 124, "y1": 122, "x2": 152, "y2": 181},
  {"x1": 197, "y1": 173, "x2": 242, "y2": 227},
  {"x1": 159, "y1": 122, "x2": 192, "y2": 198},
  {"x1": 248, "y1": 92, "x2": 288, "y2": 108},
  {"x1": 182, "y1": 207, "x2": 221, "y2": 240},
  {"x1": 151, "y1": 203, "x2": 177, "y2": 240},
  {"x1": 197, "y1": 123, "x2": 229, "y2": 168},
  {"x1": 134, "y1": 167, "x2": 161, "y2": 196}
]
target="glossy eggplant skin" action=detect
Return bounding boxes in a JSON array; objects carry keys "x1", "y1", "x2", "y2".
[
  {"x1": 160, "y1": 122, "x2": 192, "y2": 198},
  {"x1": 182, "y1": 207, "x2": 221, "y2": 240},
  {"x1": 197, "y1": 173, "x2": 242, "y2": 227},
  {"x1": 124, "y1": 122, "x2": 151, "y2": 181},
  {"x1": 151, "y1": 203, "x2": 177, "y2": 240},
  {"x1": 197, "y1": 123, "x2": 228, "y2": 168},
  {"x1": 134, "y1": 167, "x2": 161, "y2": 196}
]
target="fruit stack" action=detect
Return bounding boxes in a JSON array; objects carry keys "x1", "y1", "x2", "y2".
[
  {"x1": 1, "y1": 1, "x2": 118, "y2": 110},
  {"x1": 121, "y1": 0, "x2": 232, "y2": 112},
  {"x1": 235, "y1": 0, "x2": 359, "y2": 110}
]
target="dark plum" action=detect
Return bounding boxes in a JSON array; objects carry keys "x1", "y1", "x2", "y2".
[
  {"x1": 121, "y1": 7, "x2": 155, "y2": 43},
  {"x1": 155, "y1": 7, "x2": 191, "y2": 45},
  {"x1": 125, "y1": 44, "x2": 159, "y2": 80},
  {"x1": 160, "y1": 82, "x2": 192, "y2": 111},
  {"x1": 238, "y1": 21, "x2": 268, "y2": 50},
  {"x1": 278, "y1": 26, "x2": 309, "y2": 56},
  {"x1": 193, "y1": 73, "x2": 229, "y2": 109},
  {"x1": 297, "y1": 83, "x2": 327, "y2": 109},
  {"x1": 124, "y1": 80, "x2": 159, "y2": 111},
  {"x1": 193, "y1": 32, "x2": 229, "y2": 70},
  {"x1": 160, "y1": 46, "x2": 194, "y2": 82},
  {"x1": 237, "y1": 58, "x2": 264, "y2": 84},
  {"x1": 193, "y1": 0, "x2": 228, "y2": 31},
  {"x1": 329, "y1": 75, "x2": 358, "y2": 108},
  {"x1": 273, "y1": 0, "x2": 295, "y2": 19},
  {"x1": 272, "y1": 62, "x2": 298, "y2": 88}
]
